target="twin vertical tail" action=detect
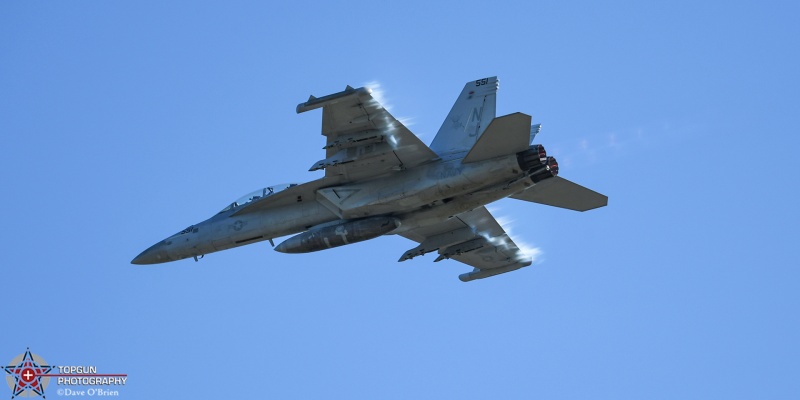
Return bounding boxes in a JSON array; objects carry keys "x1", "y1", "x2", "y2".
[
  {"x1": 429, "y1": 77, "x2": 498, "y2": 156},
  {"x1": 434, "y1": 78, "x2": 555, "y2": 185}
]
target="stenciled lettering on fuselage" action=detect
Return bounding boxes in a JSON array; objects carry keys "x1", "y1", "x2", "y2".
[
  {"x1": 448, "y1": 106, "x2": 484, "y2": 136},
  {"x1": 439, "y1": 165, "x2": 464, "y2": 180},
  {"x1": 466, "y1": 106, "x2": 483, "y2": 137}
]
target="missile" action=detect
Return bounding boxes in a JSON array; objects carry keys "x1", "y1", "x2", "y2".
[
  {"x1": 458, "y1": 261, "x2": 531, "y2": 282},
  {"x1": 275, "y1": 217, "x2": 400, "y2": 253},
  {"x1": 434, "y1": 238, "x2": 486, "y2": 262}
]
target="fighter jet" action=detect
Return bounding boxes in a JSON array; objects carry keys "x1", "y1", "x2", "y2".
[{"x1": 132, "y1": 77, "x2": 607, "y2": 281}]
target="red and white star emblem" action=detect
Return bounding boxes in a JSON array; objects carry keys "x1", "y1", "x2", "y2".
[{"x1": 4, "y1": 348, "x2": 52, "y2": 399}]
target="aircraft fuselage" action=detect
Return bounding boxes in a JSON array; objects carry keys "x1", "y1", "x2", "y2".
[{"x1": 131, "y1": 153, "x2": 541, "y2": 264}]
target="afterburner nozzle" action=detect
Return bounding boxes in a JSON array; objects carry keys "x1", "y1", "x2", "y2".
[
  {"x1": 516, "y1": 144, "x2": 547, "y2": 171},
  {"x1": 529, "y1": 156, "x2": 559, "y2": 183}
]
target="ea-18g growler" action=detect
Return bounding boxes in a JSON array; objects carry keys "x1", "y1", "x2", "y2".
[{"x1": 132, "y1": 77, "x2": 607, "y2": 282}]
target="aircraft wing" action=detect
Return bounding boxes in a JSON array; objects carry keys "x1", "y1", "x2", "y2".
[
  {"x1": 297, "y1": 85, "x2": 439, "y2": 181},
  {"x1": 398, "y1": 207, "x2": 532, "y2": 282}
]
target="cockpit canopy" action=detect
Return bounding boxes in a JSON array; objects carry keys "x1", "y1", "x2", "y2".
[{"x1": 219, "y1": 183, "x2": 298, "y2": 213}]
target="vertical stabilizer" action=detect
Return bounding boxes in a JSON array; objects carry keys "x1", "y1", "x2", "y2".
[
  {"x1": 430, "y1": 77, "x2": 498, "y2": 156},
  {"x1": 530, "y1": 123, "x2": 541, "y2": 143}
]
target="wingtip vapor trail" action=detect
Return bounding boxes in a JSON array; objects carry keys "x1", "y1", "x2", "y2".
[
  {"x1": 364, "y1": 80, "x2": 416, "y2": 131},
  {"x1": 487, "y1": 206, "x2": 544, "y2": 263}
]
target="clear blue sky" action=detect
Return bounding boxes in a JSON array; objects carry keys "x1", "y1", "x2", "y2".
[{"x1": 2, "y1": 1, "x2": 798, "y2": 398}]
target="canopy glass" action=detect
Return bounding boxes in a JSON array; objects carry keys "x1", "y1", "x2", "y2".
[{"x1": 219, "y1": 183, "x2": 298, "y2": 213}]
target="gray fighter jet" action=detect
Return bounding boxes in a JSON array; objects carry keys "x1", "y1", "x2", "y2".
[{"x1": 132, "y1": 77, "x2": 607, "y2": 281}]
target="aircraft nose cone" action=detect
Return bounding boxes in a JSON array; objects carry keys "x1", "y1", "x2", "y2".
[{"x1": 131, "y1": 242, "x2": 167, "y2": 265}]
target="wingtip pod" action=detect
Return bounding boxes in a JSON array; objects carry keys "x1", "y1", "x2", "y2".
[
  {"x1": 296, "y1": 86, "x2": 371, "y2": 114},
  {"x1": 458, "y1": 260, "x2": 531, "y2": 282}
]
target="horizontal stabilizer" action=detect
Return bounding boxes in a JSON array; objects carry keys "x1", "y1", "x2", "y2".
[
  {"x1": 511, "y1": 176, "x2": 607, "y2": 211},
  {"x1": 462, "y1": 113, "x2": 532, "y2": 163}
]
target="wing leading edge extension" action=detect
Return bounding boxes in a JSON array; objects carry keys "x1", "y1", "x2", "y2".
[
  {"x1": 399, "y1": 207, "x2": 532, "y2": 282},
  {"x1": 297, "y1": 85, "x2": 439, "y2": 182}
]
